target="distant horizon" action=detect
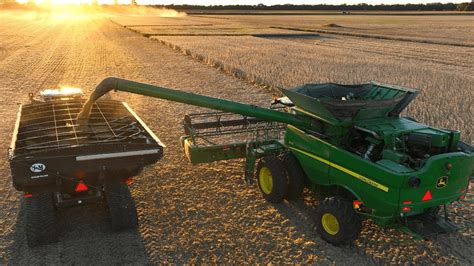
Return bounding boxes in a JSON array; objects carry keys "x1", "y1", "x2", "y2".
[
  {"x1": 11, "y1": 0, "x2": 465, "y2": 6},
  {"x1": 146, "y1": 1, "x2": 462, "y2": 5}
]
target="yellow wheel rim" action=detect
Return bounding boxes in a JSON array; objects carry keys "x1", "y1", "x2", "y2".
[
  {"x1": 322, "y1": 213, "x2": 339, "y2": 235},
  {"x1": 259, "y1": 166, "x2": 273, "y2": 195}
]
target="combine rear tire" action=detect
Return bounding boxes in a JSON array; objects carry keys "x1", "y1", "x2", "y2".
[
  {"x1": 25, "y1": 193, "x2": 58, "y2": 247},
  {"x1": 255, "y1": 156, "x2": 288, "y2": 203},
  {"x1": 315, "y1": 197, "x2": 361, "y2": 245},
  {"x1": 281, "y1": 152, "x2": 305, "y2": 200},
  {"x1": 105, "y1": 181, "x2": 138, "y2": 231}
]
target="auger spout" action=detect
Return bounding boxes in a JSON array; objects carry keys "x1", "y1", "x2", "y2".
[{"x1": 77, "y1": 77, "x2": 313, "y2": 129}]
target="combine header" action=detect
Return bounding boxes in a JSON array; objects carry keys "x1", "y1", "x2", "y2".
[{"x1": 10, "y1": 77, "x2": 473, "y2": 247}]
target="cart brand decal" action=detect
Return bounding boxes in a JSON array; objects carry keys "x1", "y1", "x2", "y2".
[
  {"x1": 30, "y1": 163, "x2": 46, "y2": 173},
  {"x1": 436, "y1": 176, "x2": 448, "y2": 188},
  {"x1": 75, "y1": 149, "x2": 161, "y2": 161},
  {"x1": 289, "y1": 147, "x2": 389, "y2": 192},
  {"x1": 31, "y1": 174, "x2": 49, "y2": 179}
]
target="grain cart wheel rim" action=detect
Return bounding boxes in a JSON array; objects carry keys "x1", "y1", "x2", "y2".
[
  {"x1": 255, "y1": 156, "x2": 288, "y2": 203},
  {"x1": 322, "y1": 213, "x2": 339, "y2": 235},
  {"x1": 259, "y1": 166, "x2": 273, "y2": 194}
]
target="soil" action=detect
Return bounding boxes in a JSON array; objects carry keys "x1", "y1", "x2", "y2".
[{"x1": 0, "y1": 12, "x2": 472, "y2": 264}]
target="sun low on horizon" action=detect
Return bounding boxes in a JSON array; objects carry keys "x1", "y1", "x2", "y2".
[
  {"x1": 10, "y1": 0, "x2": 188, "y2": 20},
  {"x1": 15, "y1": 0, "x2": 161, "y2": 5}
]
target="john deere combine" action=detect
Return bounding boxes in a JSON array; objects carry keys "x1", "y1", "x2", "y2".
[{"x1": 40, "y1": 77, "x2": 474, "y2": 245}]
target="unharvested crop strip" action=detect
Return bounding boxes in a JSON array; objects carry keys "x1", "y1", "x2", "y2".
[
  {"x1": 151, "y1": 37, "x2": 278, "y2": 93},
  {"x1": 125, "y1": 24, "x2": 214, "y2": 27},
  {"x1": 253, "y1": 33, "x2": 320, "y2": 39},
  {"x1": 144, "y1": 33, "x2": 250, "y2": 37},
  {"x1": 271, "y1": 26, "x2": 474, "y2": 48},
  {"x1": 141, "y1": 33, "x2": 319, "y2": 37},
  {"x1": 118, "y1": 21, "x2": 275, "y2": 90}
]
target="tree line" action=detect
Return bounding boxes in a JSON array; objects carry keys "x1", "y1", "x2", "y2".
[{"x1": 157, "y1": 3, "x2": 473, "y2": 12}]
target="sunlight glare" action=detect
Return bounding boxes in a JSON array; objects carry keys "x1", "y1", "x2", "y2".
[{"x1": 15, "y1": 0, "x2": 139, "y2": 4}]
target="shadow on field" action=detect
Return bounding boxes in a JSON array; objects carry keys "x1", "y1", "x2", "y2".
[
  {"x1": 6, "y1": 199, "x2": 150, "y2": 264},
  {"x1": 271, "y1": 193, "x2": 321, "y2": 240}
]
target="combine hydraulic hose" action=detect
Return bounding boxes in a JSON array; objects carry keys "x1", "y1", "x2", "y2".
[{"x1": 77, "y1": 77, "x2": 313, "y2": 129}]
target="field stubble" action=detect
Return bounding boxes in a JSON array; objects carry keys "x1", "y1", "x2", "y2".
[
  {"x1": 0, "y1": 11, "x2": 472, "y2": 265},
  {"x1": 151, "y1": 33, "x2": 473, "y2": 143},
  {"x1": 114, "y1": 15, "x2": 474, "y2": 143},
  {"x1": 114, "y1": 14, "x2": 474, "y2": 263},
  {"x1": 227, "y1": 15, "x2": 474, "y2": 46}
]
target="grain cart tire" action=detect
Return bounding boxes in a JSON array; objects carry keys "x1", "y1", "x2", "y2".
[
  {"x1": 315, "y1": 197, "x2": 361, "y2": 245},
  {"x1": 25, "y1": 193, "x2": 58, "y2": 247},
  {"x1": 255, "y1": 156, "x2": 288, "y2": 203},
  {"x1": 281, "y1": 152, "x2": 305, "y2": 200},
  {"x1": 105, "y1": 181, "x2": 138, "y2": 231}
]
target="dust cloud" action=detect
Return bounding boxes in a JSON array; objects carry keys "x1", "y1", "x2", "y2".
[
  {"x1": 0, "y1": 3, "x2": 186, "y2": 20},
  {"x1": 103, "y1": 5, "x2": 186, "y2": 17}
]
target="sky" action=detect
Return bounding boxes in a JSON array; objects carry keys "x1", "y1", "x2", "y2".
[{"x1": 15, "y1": 0, "x2": 458, "y2": 5}]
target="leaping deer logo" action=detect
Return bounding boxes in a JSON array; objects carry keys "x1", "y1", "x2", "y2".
[{"x1": 436, "y1": 176, "x2": 448, "y2": 188}]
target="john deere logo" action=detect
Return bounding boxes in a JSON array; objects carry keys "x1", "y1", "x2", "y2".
[{"x1": 436, "y1": 176, "x2": 448, "y2": 188}]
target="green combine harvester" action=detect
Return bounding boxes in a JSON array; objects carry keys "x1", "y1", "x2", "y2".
[{"x1": 75, "y1": 77, "x2": 471, "y2": 245}]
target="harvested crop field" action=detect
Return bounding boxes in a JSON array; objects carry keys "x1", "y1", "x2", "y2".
[{"x1": 0, "y1": 9, "x2": 473, "y2": 264}]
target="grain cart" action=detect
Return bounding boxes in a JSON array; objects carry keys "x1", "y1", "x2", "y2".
[{"x1": 9, "y1": 88, "x2": 164, "y2": 247}]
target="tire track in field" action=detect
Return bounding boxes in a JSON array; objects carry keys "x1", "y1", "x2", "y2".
[
  {"x1": 0, "y1": 21, "x2": 79, "y2": 263},
  {"x1": 0, "y1": 21, "x2": 77, "y2": 198},
  {"x1": 0, "y1": 19, "x2": 109, "y2": 264},
  {"x1": 1, "y1": 18, "x2": 156, "y2": 265},
  {"x1": 0, "y1": 20, "x2": 67, "y2": 223},
  {"x1": 0, "y1": 47, "x2": 7, "y2": 62}
]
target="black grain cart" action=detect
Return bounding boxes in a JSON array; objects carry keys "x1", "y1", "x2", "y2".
[{"x1": 8, "y1": 88, "x2": 164, "y2": 247}]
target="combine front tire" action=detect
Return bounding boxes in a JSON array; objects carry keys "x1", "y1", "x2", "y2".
[
  {"x1": 25, "y1": 193, "x2": 58, "y2": 247},
  {"x1": 255, "y1": 156, "x2": 288, "y2": 203},
  {"x1": 315, "y1": 197, "x2": 361, "y2": 245},
  {"x1": 281, "y1": 152, "x2": 305, "y2": 200},
  {"x1": 105, "y1": 181, "x2": 138, "y2": 231}
]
